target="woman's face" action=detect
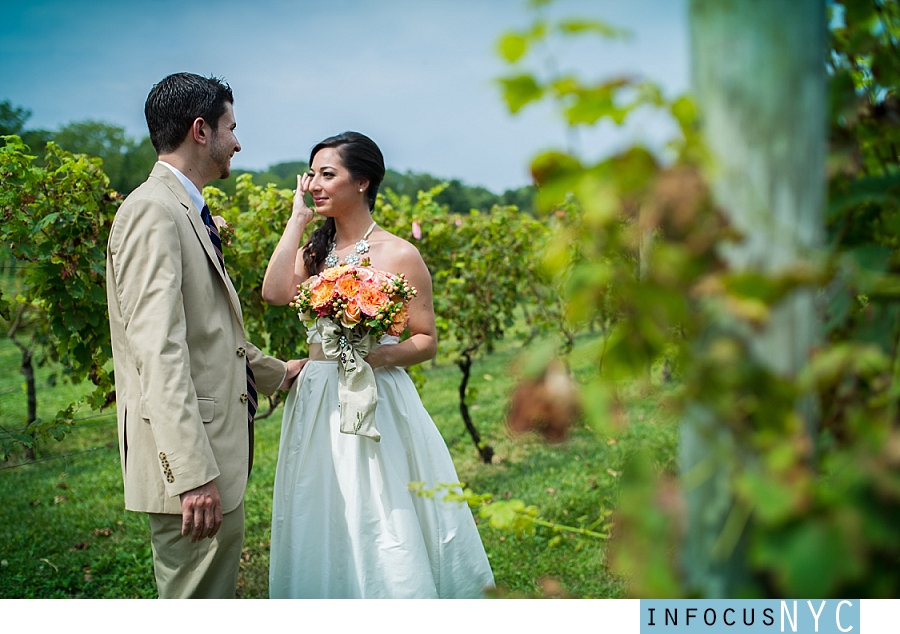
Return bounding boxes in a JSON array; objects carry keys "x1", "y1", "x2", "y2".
[{"x1": 307, "y1": 146, "x2": 367, "y2": 217}]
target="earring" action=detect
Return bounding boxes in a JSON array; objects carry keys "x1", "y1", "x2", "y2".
[{"x1": 359, "y1": 188, "x2": 364, "y2": 192}]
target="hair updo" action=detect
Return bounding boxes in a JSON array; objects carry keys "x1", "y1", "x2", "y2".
[{"x1": 302, "y1": 131, "x2": 385, "y2": 274}]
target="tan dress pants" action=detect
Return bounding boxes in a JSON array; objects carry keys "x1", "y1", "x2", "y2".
[{"x1": 148, "y1": 501, "x2": 244, "y2": 599}]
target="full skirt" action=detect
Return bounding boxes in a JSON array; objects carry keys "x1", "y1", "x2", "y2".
[{"x1": 269, "y1": 359, "x2": 494, "y2": 598}]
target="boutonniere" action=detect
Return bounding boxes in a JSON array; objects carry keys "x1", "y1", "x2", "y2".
[{"x1": 213, "y1": 216, "x2": 234, "y2": 246}]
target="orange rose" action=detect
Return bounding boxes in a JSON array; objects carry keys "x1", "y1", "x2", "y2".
[
  {"x1": 341, "y1": 300, "x2": 363, "y2": 328},
  {"x1": 334, "y1": 273, "x2": 361, "y2": 299},
  {"x1": 357, "y1": 280, "x2": 390, "y2": 317},
  {"x1": 308, "y1": 278, "x2": 335, "y2": 309},
  {"x1": 321, "y1": 264, "x2": 351, "y2": 282},
  {"x1": 387, "y1": 301, "x2": 410, "y2": 337}
]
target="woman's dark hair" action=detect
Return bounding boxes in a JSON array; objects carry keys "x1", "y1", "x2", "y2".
[
  {"x1": 144, "y1": 73, "x2": 234, "y2": 155},
  {"x1": 303, "y1": 132, "x2": 386, "y2": 274}
]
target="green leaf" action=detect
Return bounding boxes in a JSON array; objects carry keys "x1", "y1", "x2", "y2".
[
  {"x1": 722, "y1": 271, "x2": 790, "y2": 305},
  {"x1": 33, "y1": 212, "x2": 61, "y2": 233},
  {"x1": 561, "y1": 82, "x2": 631, "y2": 126},
  {"x1": 871, "y1": 46, "x2": 900, "y2": 89},
  {"x1": 0, "y1": 288, "x2": 10, "y2": 321},
  {"x1": 670, "y1": 95, "x2": 697, "y2": 129},
  {"x1": 843, "y1": 0, "x2": 877, "y2": 30},
  {"x1": 497, "y1": 33, "x2": 528, "y2": 63},
  {"x1": 497, "y1": 74, "x2": 544, "y2": 114},
  {"x1": 828, "y1": 174, "x2": 900, "y2": 220},
  {"x1": 480, "y1": 499, "x2": 526, "y2": 529},
  {"x1": 529, "y1": 150, "x2": 582, "y2": 188},
  {"x1": 557, "y1": 19, "x2": 628, "y2": 39},
  {"x1": 736, "y1": 472, "x2": 799, "y2": 525},
  {"x1": 751, "y1": 519, "x2": 864, "y2": 596}
]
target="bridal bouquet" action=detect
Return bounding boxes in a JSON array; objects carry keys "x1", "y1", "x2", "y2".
[{"x1": 292, "y1": 261, "x2": 417, "y2": 441}]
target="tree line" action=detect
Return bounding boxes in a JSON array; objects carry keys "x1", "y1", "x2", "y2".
[{"x1": 0, "y1": 101, "x2": 535, "y2": 215}]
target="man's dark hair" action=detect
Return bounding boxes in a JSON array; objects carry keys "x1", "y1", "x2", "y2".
[{"x1": 144, "y1": 73, "x2": 234, "y2": 155}]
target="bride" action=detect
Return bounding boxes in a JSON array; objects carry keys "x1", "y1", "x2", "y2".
[{"x1": 261, "y1": 131, "x2": 494, "y2": 598}]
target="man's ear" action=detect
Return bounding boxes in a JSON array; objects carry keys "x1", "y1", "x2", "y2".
[{"x1": 191, "y1": 117, "x2": 209, "y2": 145}]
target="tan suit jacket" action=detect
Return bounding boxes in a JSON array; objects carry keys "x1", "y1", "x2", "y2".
[{"x1": 106, "y1": 163, "x2": 286, "y2": 515}]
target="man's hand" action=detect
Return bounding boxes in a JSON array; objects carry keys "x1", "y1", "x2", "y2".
[
  {"x1": 179, "y1": 480, "x2": 222, "y2": 542},
  {"x1": 279, "y1": 358, "x2": 308, "y2": 390}
]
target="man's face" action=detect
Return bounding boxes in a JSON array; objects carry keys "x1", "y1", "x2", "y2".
[{"x1": 209, "y1": 102, "x2": 240, "y2": 180}]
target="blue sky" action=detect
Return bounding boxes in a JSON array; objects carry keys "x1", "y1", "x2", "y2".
[{"x1": 1, "y1": 0, "x2": 688, "y2": 192}]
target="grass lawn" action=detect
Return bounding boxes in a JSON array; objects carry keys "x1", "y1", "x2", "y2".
[{"x1": 0, "y1": 331, "x2": 678, "y2": 598}]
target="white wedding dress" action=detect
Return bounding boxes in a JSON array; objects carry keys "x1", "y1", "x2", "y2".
[{"x1": 269, "y1": 327, "x2": 494, "y2": 598}]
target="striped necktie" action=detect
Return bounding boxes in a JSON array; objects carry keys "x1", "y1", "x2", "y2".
[
  {"x1": 200, "y1": 205, "x2": 224, "y2": 271},
  {"x1": 200, "y1": 205, "x2": 258, "y2": 473}
]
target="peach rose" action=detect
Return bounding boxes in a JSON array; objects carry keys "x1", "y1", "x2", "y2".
[
  {"x1": 341, "y1": 300, "x2": 363, "y2": 328},
  {"x1": 387, "y1": 301, "x2": 410, "y2": 337},
  {"x1": 370, "y1": 269, "x2": 391, "y2": 288},
  {"x1": 308, "y1": 278, "x2": 335, "y2": 309},
  {"x1": 355, "y1": 267, "x2": 391, "y2": 288},
  {"x1": 321, "y1": 264, "x2": 351, "y2": 282},
  {"x1": 334, "y1": 273, "x2": 361, "y2": 299},
  {"x1": 357, "y1": 280, "x2": 390, "y2": 317}
]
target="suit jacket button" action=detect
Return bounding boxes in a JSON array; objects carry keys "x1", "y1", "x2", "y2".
[
  {"x1": 236, "y1": 347, "x2": 246, "y2": 357},
  {"x1": 240, "y1": 393, "x2": 248, "y2": 404}
]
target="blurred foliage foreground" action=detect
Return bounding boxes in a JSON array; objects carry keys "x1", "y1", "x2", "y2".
[{"x1": 487, "y1": 0, "x2": 900, "y2": 597}]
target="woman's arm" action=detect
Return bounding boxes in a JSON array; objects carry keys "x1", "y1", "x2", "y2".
[
  {"x1": 366, "y1": 240, "x2": 438, "y2": 369},
  {"x1": 261, "y1": 174, "x2": 315, "y2": 305}
]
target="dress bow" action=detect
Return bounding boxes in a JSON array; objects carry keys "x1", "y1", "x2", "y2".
[{"x1": 317, "y1": 317, "x2": 381, "y2": 441}]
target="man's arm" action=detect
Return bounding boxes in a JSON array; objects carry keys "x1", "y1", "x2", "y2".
[{"x1": 244, "y1": 341, "x2": 293, "y2": 395}]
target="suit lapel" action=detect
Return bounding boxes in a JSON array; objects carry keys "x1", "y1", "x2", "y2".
[
  {"x1": 151, "y1": 164, "x2": 244, "y2": 324},
  {"x1": 185, "y1": 208, "x2": 244, "y2": 323}
]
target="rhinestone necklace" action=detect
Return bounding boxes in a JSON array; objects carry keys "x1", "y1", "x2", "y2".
[{"x1": 325, "y1": 221, "x2": 377, "y2": 267}]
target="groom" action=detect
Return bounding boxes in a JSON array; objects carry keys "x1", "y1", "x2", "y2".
[{"x1": 106, "y1": 72, "x2": 304, "y2": 598}]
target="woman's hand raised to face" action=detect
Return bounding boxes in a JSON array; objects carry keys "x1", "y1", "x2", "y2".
[
  {"x1": 262, "y1": 173, "x2": 315, "y2": 305},
  {"x1": 293, "y1": 172, "x2": 315, "y2": 225}
]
